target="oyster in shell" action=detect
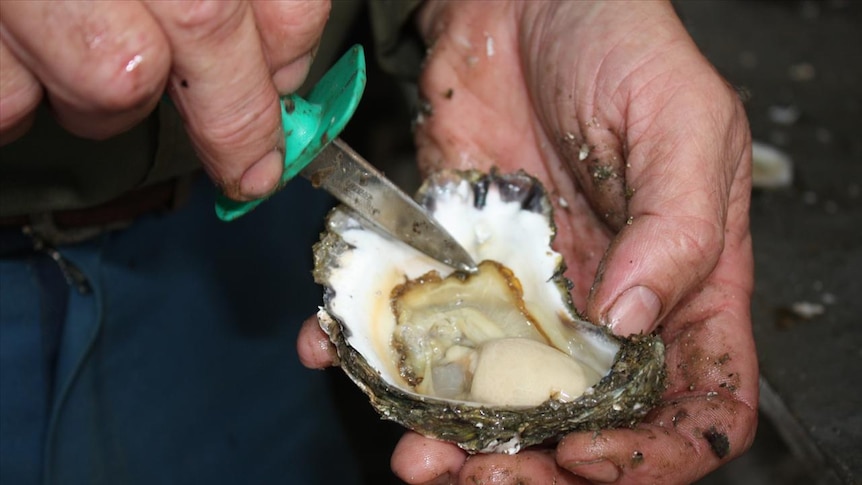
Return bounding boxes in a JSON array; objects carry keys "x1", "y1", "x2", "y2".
[{"x1": 313, "y1": 170, "x2": 666, "y2": 454}]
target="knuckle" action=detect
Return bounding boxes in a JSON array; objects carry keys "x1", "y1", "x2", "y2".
[
  {"x1": 87, "y1": 65, "x2": 166, "y2": 114},
  {"x1": 675, "y1": 216, "x2": 724, "y2": 270},
  {"x1": 199, "y1": 110, "x2": 261, "y2": 149},
  {"x1": 76, "y1": 31, "x2": 171, "y2": 113},
  {"x1": 92, "y1": 79, "x2": 156, "y2": 114},
  {"x1": 257, "y1": 1, "x2": 331, "y2": 51},
  {"x1": 194, "y1": 91, "x2": 279, "y2": 160},
  {"x1": 168, "y1": 0, "x2": 245, "y2": 41}
]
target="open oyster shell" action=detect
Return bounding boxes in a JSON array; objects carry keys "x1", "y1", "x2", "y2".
[{"x1": 313, "y1": 170, "x2": 666, "y2": 454}]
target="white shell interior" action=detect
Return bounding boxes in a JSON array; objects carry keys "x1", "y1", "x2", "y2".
[{"x1": 322, "y1": 178, "x2": 619, "y2": 404}]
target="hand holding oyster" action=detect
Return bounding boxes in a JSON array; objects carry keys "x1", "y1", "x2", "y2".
[
  {"x1": 313, "y1": 170, "x2": 666, "y2": 454},
  {"x1": 368, "y1": 0, "x2": 758, "y2": 481}
]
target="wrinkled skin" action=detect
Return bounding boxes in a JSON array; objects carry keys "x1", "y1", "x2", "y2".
[
  {"x1": 0, "y1": 0, "x2": 329, "y2": 200},
  {"x1": 300, "y1": 1, "x2": 756, "y2": 484}
]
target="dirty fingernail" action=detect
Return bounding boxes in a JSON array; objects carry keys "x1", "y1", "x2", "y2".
[
  {"x1": 240, "y1": 150, "x2": 283, "y2": 200},
  {"x1": 563, "y1": 459, "x2": 620, "y2": 483},
  {"x1": 605, "y1": 285, "x2": 661, "y2": 336}
]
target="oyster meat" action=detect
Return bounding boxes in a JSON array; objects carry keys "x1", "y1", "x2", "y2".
[{"x1": 313, "y1": 170, "x2": 666, "y2": 454}]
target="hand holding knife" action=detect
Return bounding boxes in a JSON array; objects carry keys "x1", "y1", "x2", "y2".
[{"x1": 214, "y1": 45, "x2": 477, "y2": 273}]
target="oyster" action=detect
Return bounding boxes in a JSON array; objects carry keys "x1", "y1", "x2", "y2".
[{"x1": 313, "y1": 170, "x2": 666, "y2": 454}]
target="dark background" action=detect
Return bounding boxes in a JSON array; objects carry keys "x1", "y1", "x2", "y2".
[{"x1": 330, "y1": 1, "x2": 862, "y2": 483}]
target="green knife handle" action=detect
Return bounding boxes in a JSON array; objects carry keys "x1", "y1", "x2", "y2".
[{"x1": 215, "y1": 45, "x2": 367, "y2": 221}]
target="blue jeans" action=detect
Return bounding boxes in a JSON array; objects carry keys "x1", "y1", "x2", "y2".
[{"x1": 0, "y1": 175, "x2": 361, "y2": 485}]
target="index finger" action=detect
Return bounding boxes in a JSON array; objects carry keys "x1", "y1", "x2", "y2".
[
  {"x1": 142, "y1": 1, "x2": 284, "y2": 201},
  {"x1": 557, "y1": 398, "x2": 756, "y2": 485},
  {"x1": 559, "y1": 304, "x2": 758, "y2": 484},
  {"x1": 455, "y1": 451, "x2": 590, "y2": 485},
  {"x1": 391, "y1": 432, "x2": 466, "y2": 485},
  {"x1": 587, "y1": 73, "x2": 750, "y2": 336},
  {"x1": 297, "y1": 314, "x2": 338, "y2": 369}
]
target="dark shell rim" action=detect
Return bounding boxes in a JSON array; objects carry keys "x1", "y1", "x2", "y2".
[{"x1": 313, "y1": 169, "x2": 667, "y2": 453}]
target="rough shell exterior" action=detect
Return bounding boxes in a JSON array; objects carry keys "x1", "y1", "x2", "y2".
[{"x1": 313, "y1": 169, "x2": 667, "y2": 453}]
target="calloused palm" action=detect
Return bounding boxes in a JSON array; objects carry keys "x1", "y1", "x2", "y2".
[{"x1": 388, "y1": 2, "x2": 757, "y2": 484}]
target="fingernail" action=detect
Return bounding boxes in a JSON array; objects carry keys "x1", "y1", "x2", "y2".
[
  {"x1": 240, "y1": 150, "x2": 283, "y2": 199},
  {"x1": 605, "y1": 286, "x2": 661, "y2": 336},
  {"x1": 273, "y1": 54, "x2": 313, "y2": 94},
  {"x1": 563, "y1": 459, "x2": 620, "y2": 483}
]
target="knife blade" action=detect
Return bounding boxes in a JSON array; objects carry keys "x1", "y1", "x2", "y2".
[{"x1": 301, "y1": 138, "x2": 477, "y2": 273}]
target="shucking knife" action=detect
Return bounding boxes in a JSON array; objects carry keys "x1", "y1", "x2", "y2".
[{"x1": 215, "y1": 45, "x2": 477, "y2": 273}]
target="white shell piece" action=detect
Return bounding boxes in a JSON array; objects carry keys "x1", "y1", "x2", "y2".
[
  {"x1": 752, "y1": 140, "x2": 794, "y2": 189},
  {"x1": 480, "y1": 436, "x2": 522, "y2": 455}
]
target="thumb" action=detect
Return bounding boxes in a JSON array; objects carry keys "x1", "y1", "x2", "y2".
[
  {"x1": 142, "y1": 1, "x2": 328, "y2": 201},
  {"x1": 585, "y1": 86, "x2": 749, "y2": 336},
  {"x1": 589, "y1": 213, "x2": 723, "y2": 337}
]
